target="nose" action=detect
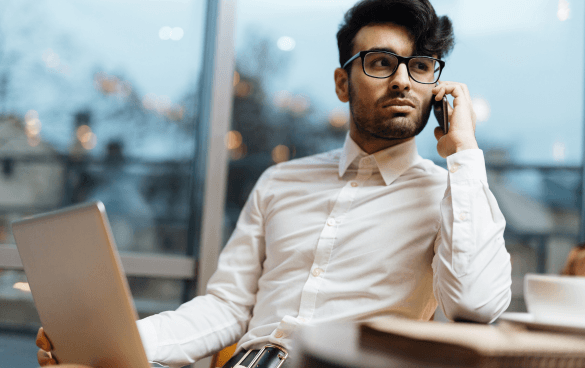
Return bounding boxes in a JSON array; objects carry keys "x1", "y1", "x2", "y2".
[{"x1": 389, "y1": 62, "x2": 411, "y2": 91}]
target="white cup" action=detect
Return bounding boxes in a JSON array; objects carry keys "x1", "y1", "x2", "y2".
[{"x1": 524, "y1": 273, "x2": 585, "y2": 323}]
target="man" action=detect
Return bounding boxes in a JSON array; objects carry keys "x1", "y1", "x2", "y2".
[{"x1": 38, "y1": 0, "x2": 512, "y2": 367}]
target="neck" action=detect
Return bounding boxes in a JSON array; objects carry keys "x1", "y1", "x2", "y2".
[{"x1": 349, "y1": 122, "x2": 414, "y2": 154}]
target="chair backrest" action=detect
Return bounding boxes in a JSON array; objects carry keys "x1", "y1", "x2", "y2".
[{"x1": 210, "y1": 343, "x2": 237, "y2": 368}]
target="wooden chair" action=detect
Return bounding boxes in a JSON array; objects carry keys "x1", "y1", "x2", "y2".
[{"x1": 210, "y1": 343, "x2": 237, "y2": 368}]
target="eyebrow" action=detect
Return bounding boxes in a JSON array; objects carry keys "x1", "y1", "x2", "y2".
[{"x1": 366, "y1": 47, "x2": 400, "y2": 54}]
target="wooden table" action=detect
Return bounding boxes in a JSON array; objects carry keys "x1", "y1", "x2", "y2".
[{"x1": 291, "y1": 323, "x2": 442, "y2": 368}]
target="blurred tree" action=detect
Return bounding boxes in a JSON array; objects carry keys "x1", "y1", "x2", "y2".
[{"x1": 224, "y1": 33, "x2": 348, "y2": 233}]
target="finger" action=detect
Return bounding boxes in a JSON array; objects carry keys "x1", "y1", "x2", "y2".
[
  {"x1": 36, "y1": 327, "x2": 53, "y2": 351},
  {"x1": 435, "y1": 82, "x2": 470, "y2": 101},
  {"x1": 435, "y1": 135, "x2": 449, "y2": 159},
  {"x1": 434, "y1": 126, "x2": 444, "y2": 141},
  {"x1": 439, "y1": 84, "x2": 467, "y2": 103},
  {"x1": 431, "y1": 85, "x2": 444, "y2": 100},
  {"x1": 37, "y1": 349, "x2": 56, "y2": 366},
  {"x1": 446, "y1": 99, "x2": 454, "y2": 120},
  {"x1": 461, "y1": 83, "x2": 472, "y2": 101}
]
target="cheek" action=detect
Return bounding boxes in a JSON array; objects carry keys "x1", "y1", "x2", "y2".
[
  {"x1": 351, "y1": 75, "x2": 385, "y2": 101},
  {"x1": 417, "y1": 89, "x2": 434, "y2": 111}
]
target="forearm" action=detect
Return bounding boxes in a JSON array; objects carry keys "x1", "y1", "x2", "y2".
[
  {"x1": 433, "y1": 149, "x2": 512, "y2": 323},
  {"x1": 137, "y1": 293, "x2": 250, "y2": 367}
]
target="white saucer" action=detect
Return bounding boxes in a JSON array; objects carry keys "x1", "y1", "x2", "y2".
[{"x1": 499, "y1": 312, "x2": 585, "y2": 335}]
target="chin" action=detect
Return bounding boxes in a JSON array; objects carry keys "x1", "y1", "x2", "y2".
[{"x1": 374, "y1": 115, "x2": 422, "y2": 139}]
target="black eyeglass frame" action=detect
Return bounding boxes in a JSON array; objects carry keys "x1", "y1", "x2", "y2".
[{"x1": 342, "y1": 50, "x2": 446, "y2": 84}]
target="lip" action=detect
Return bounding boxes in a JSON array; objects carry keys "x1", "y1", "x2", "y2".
[{"x1": 382, "y1": 99, "x2": 416, "y2": 109}]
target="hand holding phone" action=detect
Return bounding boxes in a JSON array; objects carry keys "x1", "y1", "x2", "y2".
[
  {"x1": 433, "y1": 95, "x2": 449, "y2": 134},
  {"x1": 431, "y1": 81, "x2": 479, "y2": 158}
]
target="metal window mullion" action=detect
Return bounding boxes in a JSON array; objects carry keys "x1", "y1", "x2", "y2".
[
  {"x1": 581, "y1": 2, "x2": 585, "y2": 243},
  {"x1": 184, "y1": 0, "x2": 236, "y2": 301}
]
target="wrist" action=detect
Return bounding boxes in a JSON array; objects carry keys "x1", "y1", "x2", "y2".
[{"x1": 454, "y1": 138, "x2": 479, "y2": 153}]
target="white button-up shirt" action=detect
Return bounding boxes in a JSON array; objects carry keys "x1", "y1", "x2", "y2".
[{"x1": 137, "y1": 135, "x2": 512, "y2": 367}]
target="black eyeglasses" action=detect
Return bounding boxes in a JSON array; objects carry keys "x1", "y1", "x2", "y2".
[{"x1": 342, "y1": 50, "x2": 445, "y2": 84}]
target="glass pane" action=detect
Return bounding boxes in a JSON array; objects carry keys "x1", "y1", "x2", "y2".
[
  {"x1": 227, "y1": 0, "x2": 585, "y2": 317},
  {"x1": 0, "y1": 0, "x2": 207, "y2": 255},
  {"x1": 0, "y1": 0, "x2": 208, "y2": 350}
]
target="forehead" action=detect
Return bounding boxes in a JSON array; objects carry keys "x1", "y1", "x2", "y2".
[{"x1": 352, "y1": 23, "x2": 415, "y2": 57}]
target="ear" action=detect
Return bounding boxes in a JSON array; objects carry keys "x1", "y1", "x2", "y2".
[{"x1": 334, "y1": 67, "x2": 349, "y2": 103}]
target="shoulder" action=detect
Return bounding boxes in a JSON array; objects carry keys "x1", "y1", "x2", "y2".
[
  {"x1": 266, "y1": 148, "x2": 342, "y2": 181},
  {"x1": 403, "y1": 156, "x2": 448, "y2": 183}
]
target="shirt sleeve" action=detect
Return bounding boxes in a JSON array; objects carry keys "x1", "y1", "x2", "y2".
[
  {"x1": 432, "y1": 149, "x2": 512, "y2": 323},
  {"x1": 136, "y1": 167, "x2": 275, "y2": 367}
]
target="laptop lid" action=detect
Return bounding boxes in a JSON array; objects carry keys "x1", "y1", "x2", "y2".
[{"x1": 12, "y1": 201, "x2": 150, "y2": 368}]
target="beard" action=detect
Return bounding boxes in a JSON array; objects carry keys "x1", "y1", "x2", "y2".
[{"x1": 348, "y1": 81, "x2": 432, "y2": 140}]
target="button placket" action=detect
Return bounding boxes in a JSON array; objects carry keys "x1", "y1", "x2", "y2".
[{"x1": 296, "y1": 163, "x2": 367, "y2": 321}]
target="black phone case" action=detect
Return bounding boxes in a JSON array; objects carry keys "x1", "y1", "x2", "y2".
[{"x1": 433, "y1": 96, "x2": 449, "y2": 134}]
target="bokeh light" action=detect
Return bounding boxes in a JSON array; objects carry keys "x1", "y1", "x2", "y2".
[
  {"x1": 76, "y1": 125, "x2": 92, "y2": 141},
  {"x1": 472, "y1": 97, "x2": 491, "y2": 123},
  {"x1": 94, "y1": 72, "x2": 132, "y2": 98},
  {"x1": 233, "y1": 71, "x2": 240, "y2": 87},
  {"x1": 225, "y1": 130, "x2": 243, "y2": 150},
  {"x1": 159, "y1": 26, "x2": 184, "y2": 41},
  {"x1": 25, "y1": 119, "x2": 41, "y2": 137},
  {"x1": 272, "y1": 145, "x2": 290, "y2": 163},
  {"x1": 81, "y1": 132, "x2": 97, "y2": 150},
  {"x1": 558, "y1": 0, "x2": 570, "y2": 21},
  {"x1": 170, "y1": 27, "x2": 184, "y2": 41},
  {"x1": 289, "y1": 94, "x2": 310, "y2": 115},
  {"x1": 235, "y1": 81, "x2": 252, "y2": 98},
  {"x1": 159, "y1": 26, "x2": 172, "y2": 40},
  {"x1": 553, "y1": 140, "x2": 566, "y2": 162},
  {"x1": 24, "y1": 109, "x2": 42, "y2": 142},
  {"x1": 24, "y1": 110, "x2": 38, "y2": 122},
  {"x1": 277, "y1": 36, "x2": 296, "y2": 51},
  {"x1": 329, "y1": 107, "x2": 349, "y2": 128}
]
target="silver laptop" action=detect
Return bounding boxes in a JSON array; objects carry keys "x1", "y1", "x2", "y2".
[{"x1": 12, "y1": 201, "x2": 150, "y2": 368}]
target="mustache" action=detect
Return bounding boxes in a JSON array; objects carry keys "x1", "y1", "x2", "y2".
[{"x1": 376, "y1": 92, "x2": 418, "y2": 107}]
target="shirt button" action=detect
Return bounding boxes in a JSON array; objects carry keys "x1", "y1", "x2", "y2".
[
  {"x1": 449, "y1": 164, "x2": 459, "y2": 173},
  {"x1": 312, "y1": 268, "x2": 323, "y2": 277},
  {"x1": 326, "y1": 218, "x2": 336, "y2": 226},
  {"x1": 351, "y1": 182, "x2": 358, "y2": 187},
  {"x1": 363, "y1": 157, "x2": 371, "y2": 165},
  {"x1": 274, "y1": 330, "x2": 284, "y2": 338},
  {"x1": 459, "y1": 212, "x2": 467, "y2": 221}
]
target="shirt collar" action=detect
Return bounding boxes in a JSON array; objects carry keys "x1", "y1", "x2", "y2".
[{"x1": 338, "y1": 133, "x2": 419, "y2": 186}]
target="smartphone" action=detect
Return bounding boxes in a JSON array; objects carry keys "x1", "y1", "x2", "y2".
[{"x1": 433, "y1": 95, "x2": 449, "y2": 134}]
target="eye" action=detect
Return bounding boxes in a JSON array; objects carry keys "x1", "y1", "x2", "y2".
[
  {"x1": 367, "y1": 54, "x2": 395, "y2": 69},
  {"x1": 413, "y1": 61, "x2": 429, "y2": 71}
]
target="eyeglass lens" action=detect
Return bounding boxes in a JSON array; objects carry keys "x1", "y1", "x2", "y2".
[{"x1": 363, "y1": 52, "x2": 440, "y2": 83}]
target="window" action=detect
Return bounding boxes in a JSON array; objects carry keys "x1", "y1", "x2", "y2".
[{"x1": 0, "y1": 0, "x2": 235, "y2": 351}]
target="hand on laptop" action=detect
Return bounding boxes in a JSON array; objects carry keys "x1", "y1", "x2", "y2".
[
  {"x1": 36, "y1": 327, "x2": 94, "y2": 367},
  {"x1": 36, "y1": 327, "x2": 58, "y2": 366}
]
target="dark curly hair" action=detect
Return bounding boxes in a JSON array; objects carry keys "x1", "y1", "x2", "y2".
[{"x1": 337, "y1": 0, "x2": 455, "y2": 68}]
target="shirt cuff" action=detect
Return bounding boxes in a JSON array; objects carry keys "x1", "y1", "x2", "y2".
[
  {"x1": 136, "y1": 318, "x2": 159, "y2": 362},
  {"x1": 446, "y1": 149, "x2": 487, "y2": 183}
]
